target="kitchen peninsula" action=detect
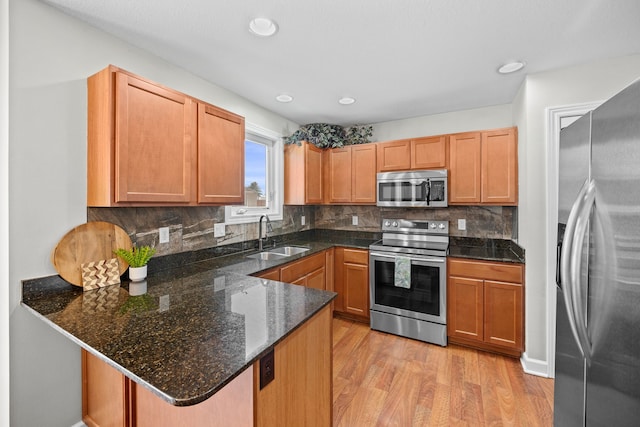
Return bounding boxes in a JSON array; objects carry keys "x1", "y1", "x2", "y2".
[{"x1": 22, "y1": 245, "x2": 338, "y2": 427}]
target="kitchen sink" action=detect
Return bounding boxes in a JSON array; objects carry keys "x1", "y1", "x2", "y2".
[
  {"x1": 246, "y1": 251, "x2": 289, "y2": 261},
  {"x1": 246, "y1": 246, "x2": 310, "y2": 260},
  {"x1": 268, "y1": 246, "x2": 310, "y2": 256}
]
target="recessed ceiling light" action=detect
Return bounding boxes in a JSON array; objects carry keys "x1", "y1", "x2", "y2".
[
  {"x1": 338, "y1": 97, "x2": 356, "y2": 105},
  {"x1": 498, "y1": 61, "x2": 525, "y2": 74},
  {"x1": 249, "y1": 17, "x2": 278, "y2": 37},
  {"x1": 276, "y1": 94, "x2": 293, "y2": 103}
]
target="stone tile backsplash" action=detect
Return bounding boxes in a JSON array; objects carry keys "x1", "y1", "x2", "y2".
[
  {"x1": 315, "y1": 205, "x2": 516, "y2": 239},
  {"x1": 89, "y1": 204, "x2": 516, "y2": 257}
]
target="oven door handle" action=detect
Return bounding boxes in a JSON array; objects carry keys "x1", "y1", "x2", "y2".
[{"x1": 369, "y1": 252, "x2": 445, "y2": 263}]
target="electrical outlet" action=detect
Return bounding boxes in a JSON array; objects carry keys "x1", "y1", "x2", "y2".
[
  {"x1": 159, "y1": 227, "x2": 170, "y2": 244},
  {"x1": 352, "y1": 215, "x2": 359, "y2": 226},
  {"x1": 214, "y1": 223, "x2": 225, "y2": 238},
  {"x1": 301, "y1": 215, "x2": 306, "y2": 226},
  {"x1": 458, "y1": 219, "x2": 467, "y2": 231}
]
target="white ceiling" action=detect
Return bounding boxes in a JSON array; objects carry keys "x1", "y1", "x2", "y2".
[{"x1": 43, "y1": 0, "x2": 640, "y2": 126}]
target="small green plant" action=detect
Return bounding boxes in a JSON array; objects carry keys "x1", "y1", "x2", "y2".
[{"x1": 114, "y1": 245, "x2": 156, "y2": 268}]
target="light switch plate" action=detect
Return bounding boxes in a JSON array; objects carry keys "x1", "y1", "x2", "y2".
[
  {"x1": 159, "y1": 227, "x2": 170, "y2": 244},
  {"x1": 458, "y1": 219, "x2": 466, "y2": 231},
  {"x1": 214, "y1": 223, "x2": 225, "y2": 238},
  {"x1": 301, "y1": 215, "x2": 306, "y2": 226},
  {"x1": 352, "y1": 215, "x2": 358, "y2": 226}
]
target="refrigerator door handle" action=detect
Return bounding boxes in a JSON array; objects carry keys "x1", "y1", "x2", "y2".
[
  {"x1": 560, "y1": 178, "x2": 592, "y2": 361},
  {"x1": 569, "y1": 178, "x2": 596, "y2": 365}
]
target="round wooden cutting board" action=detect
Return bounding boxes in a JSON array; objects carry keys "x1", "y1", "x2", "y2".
[{"x1": 52, "y1": 221, "x2": 133, "y2": 287}]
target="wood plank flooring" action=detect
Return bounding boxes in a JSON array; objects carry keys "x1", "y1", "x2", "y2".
[{"x1": 333, "y1": 318, "x2": 554, "y2": 427}]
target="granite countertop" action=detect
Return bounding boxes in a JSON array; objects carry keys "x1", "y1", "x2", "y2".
[
  {"x1": 448, "y1": 236, "x2": 525, "y2": 263},
  {"x1": 21, "y1": 230, "x2": 370, "y2": 407},
  {"x1": 21, "y1": 229, "x2": 523, "y2": 407}
]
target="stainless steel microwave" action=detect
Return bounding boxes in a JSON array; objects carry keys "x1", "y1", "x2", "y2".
[{"x1": 376, "y1": 169, "x2": 448, "y2": 207}]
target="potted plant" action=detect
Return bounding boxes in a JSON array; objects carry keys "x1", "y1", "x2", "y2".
[{"x1": 114, "y1": 245, "x2": 156, "y2": 282}]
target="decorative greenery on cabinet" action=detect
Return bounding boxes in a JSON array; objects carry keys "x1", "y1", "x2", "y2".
[{"x1": 285, "y1": 123, "x2": 373, "y2": 148}]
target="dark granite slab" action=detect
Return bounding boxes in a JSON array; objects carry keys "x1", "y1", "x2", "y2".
[
  {"x1": 449, "y1": 237, "x2": 525, "y2": 263},
  {"x1": 22, "y1": 229, "x2": 524, "y2": 407},
  {"x1": 23, "y1": 268, "x2": 335, "y2": 407},
  {"x1": 21, "y1": 230, "x2": 378, "y2": 407}
]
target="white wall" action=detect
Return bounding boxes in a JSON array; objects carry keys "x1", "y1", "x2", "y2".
[
  {"x1": 8, "y1": 0, "x2": 297, "y2": 425},
  {"x1": 1, "y1": 0, "x2": 10, "y2": 425},
  {"x1": 514, "y1": 54, "x2": 640, "y2": 374},
  {"x1": 372, "y1": 103, "x2": 513, "y2": 141}
]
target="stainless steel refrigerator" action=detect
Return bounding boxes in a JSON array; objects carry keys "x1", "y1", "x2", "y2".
[{"x1": 555, "y1": 79, "x2": 640, "y2": 426}]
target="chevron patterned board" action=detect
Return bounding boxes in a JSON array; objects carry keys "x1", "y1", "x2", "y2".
[{"x1": 82, "y1": 258, "x2": 121, "y2": 291}]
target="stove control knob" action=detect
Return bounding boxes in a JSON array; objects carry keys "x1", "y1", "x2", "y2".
[
  {"x1": 392, "y1": 221, "x2": 398, "y2": 228},
  {"x1": 430, "y1": 223, "x2": 437, "y2": 229},
  {"x1": 384, "y1": 220, "x2": 391, "y2": 227},
  {"x1": 438, "y1": 223, "x2": 446, "y2": 229}
]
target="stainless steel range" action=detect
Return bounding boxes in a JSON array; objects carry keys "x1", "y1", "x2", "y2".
[{"x1": 369, "y1": 218, "x2": 448, "y2": 346}]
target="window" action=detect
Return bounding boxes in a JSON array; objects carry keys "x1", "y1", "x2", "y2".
[{"x1": 225, "y1": 122, "x2": 284, "y2": 224}]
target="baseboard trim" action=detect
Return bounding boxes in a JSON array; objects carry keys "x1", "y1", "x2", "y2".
[
  {"x1": 71, "y1": 421, "x2": 87, "y2": 427},
  {"x1": 520, "y1": 351, "x2": 550, "y2": 378}
]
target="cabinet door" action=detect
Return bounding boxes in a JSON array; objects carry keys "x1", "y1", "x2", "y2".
[
  {"x1": 411, "y1": 136, "x2": 447, "y2": 169},
  {"x1": 351, "y1": 144, "x2": 377, "y2": 203},
  {"x1": 481, "y1": 128, "x2": 518, "y2": 205},
  {"x1": 197, "y1": 103, "x2": 245, "y2": 204},
  {"x1": 449, "y1": 132, "x2": 481, "y2": 204},
  {"x1": 336, "y1": 248, "x2": 369, "y2": 320},
  {"x1": 305, "y1": 144, "x2": 324, "y2": 204},
  {"x1": 115, "y1": 72, "x2": 196, "y2": 203},
  {"x1": 484, "y1": 280, "x2": 523, "y2": 350},
  {"x1": 280, "y1": 252, "x2": 325, "y2": 284},
  {"x1": 447, "y1": 276, "x2": 483, "y2": 342},
  {"x1": 376, "y1": 139, "x2": 411, "y2": 171},
  {"x1": 306, "y1": 267, "x2": 326, "y2": 290},
  {"x1": 327, "y1": 147, "x2": 352, "y2": 203},
  {"x1": 82, "y1": 349, "x2": 130, "y2": 427}
]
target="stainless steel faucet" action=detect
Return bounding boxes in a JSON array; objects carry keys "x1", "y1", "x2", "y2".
[{"x1": 258, "y1": 215, "x2": 273, "y2": 250}]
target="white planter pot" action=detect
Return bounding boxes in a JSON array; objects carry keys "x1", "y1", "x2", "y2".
[{"x1": 129, "y1": 265, "x2": 147, "y2": 282}]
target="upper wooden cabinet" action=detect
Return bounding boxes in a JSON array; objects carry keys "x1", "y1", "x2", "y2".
[
  {"x1": 197, "y1": 103, "x2": 245, "y2": 204},
  {"x1": 325, "y1": 144, "x2": 377, "y2": 204},
  {"x1": 284, "y1": 142, "x2": 323, "y2": 205},
  {"x1": 411, "y1": 136, "x2": 448, "y2": 169},
  {"x1": 376, "y1": 136, "x2": 447, "y2": 172},
  {"x1": 87, "y1": 65, "x2": 244, "y2": 207},
  {"x1": 449, "y1": 127, "x2": 517, "y2": 205},
  {"x1": 376, "y1": 139, "x2": 411, "y2": 171}
]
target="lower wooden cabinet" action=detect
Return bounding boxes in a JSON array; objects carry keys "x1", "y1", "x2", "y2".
[
  {"x1": 447, "y1": 257, "x2": 524, "y2": 357},
  {"x1": 254, "y1": 305, "x2": 332, "y2": 427},
  {"x1": 334, "y1": 247, "x2": 370, "y2": 322},
  {"x1": 279, "y1": 251, "x2": 326, "y2": 290}
]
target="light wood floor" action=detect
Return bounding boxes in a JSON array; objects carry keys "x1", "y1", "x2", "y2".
[{"x1": 332, "y1": 318, "x2": 554, "y2": 427}]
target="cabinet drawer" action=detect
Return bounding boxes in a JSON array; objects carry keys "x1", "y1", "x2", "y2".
[
  {"x1": 342, "y1": 248, "x2": 368, "y2": 264},
  {"x1": 280, "y1": 252, "x2": 325, "y2": 283},
  {"x1": 448, "y1": 258, "x2": 523, "y2": 284}
]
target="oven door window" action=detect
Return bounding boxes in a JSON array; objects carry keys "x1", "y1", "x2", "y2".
[{"x1": 373, "y1": 257, "x2": 442, "y2": 317}]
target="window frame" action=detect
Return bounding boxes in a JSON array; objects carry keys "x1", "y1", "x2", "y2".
[{"x1": 224, "y1": 122, "x2": 284, "y2": 225}]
